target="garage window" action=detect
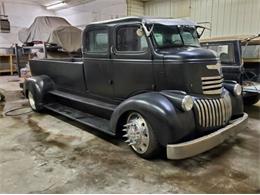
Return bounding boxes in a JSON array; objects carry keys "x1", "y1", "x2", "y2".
[
  {"x1": 116, "y1": 26, "x2": 148, "y2": 52},
  {"x1": 86, "y1": 29, "x2": 108, "y2": 53}
]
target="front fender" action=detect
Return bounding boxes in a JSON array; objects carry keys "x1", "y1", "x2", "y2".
[
  {"x1": 24, "y1": 75, "x2": 55, "y2": 105},
  {"x1": 110, "y1": 92, "x2": 196, "y2": 146}
]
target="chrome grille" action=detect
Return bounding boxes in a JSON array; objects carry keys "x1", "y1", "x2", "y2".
[
  {"x1": 201, "y1": 76, "x2": 223, "y2": 95},
  {"x1": 194, "y1": 95, "x2": 232, "y2": 128}
]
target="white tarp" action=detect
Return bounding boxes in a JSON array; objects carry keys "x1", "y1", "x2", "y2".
[
  {"x1": 18, "y1": 16, "x2": 82, "y2": 52},
  {"x1": 48, "y1": 26, "x2": 82, "y2": 52}
]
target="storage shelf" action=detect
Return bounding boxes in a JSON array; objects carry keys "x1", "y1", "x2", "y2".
[{"x1": 0, "y1": 54, "x2": 15, "y2": 75}]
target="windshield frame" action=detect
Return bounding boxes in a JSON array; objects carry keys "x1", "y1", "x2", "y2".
[{"x1": 149, "y1": 24, "x2": 200, "y2": 49}]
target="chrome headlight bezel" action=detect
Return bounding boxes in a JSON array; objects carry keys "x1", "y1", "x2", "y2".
[
  {"x1": 233, "y1": 83, "x2": 242, "y2": 96},
  {"x1": 181, "y1": 95, "x2": 194, "y2": 111}
]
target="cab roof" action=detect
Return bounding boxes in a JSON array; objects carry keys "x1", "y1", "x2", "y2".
[{"x1": 89, "y1": 16, "x2": 197, "y2": 26}]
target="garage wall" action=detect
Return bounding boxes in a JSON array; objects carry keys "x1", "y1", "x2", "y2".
[
  {"x1": 145, "y1": 0, "x2": 190, "y2": 18},
  {"x1": 143, "y1": 0, "x2": 260, "y2": 38},
  {"x1": 190, "y1": 0, "x2": 260, "y2": 38},
  {"x1": 127, "y1": 0, "x2": 144, "y2": 16},
  {"x1": 55, "y1": 0, "x2": 127, "y2": 29},
  {"x1": 0, "y1": 1, "x2": 54, "y2": 47}
]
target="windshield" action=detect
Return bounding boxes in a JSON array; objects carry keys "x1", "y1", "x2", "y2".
[
  {"x1": 151, "y1": 24, "x2": 200, "y2": 48},
  {"x1": 202, "y1": 43, "x2": 236, "y2": 64}
]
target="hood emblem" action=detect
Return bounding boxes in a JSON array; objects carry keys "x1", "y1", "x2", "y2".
[{"x1": 206, "y1": 63, "x2": 222, "y2": 74}]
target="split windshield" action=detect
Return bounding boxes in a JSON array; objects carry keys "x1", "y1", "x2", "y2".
[{"x1": 151, "y1": 24, "x2": 200, "y2": 48}]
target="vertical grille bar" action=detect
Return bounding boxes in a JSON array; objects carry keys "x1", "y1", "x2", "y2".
[
  {"x1": 212, "y1": 100, "x2": 219, "y2": 127},
  {"x1": 208, "y1": 100, "x2": 215, "y2": 127},
  {"x1": 220, "y1": 98, "x2": 225, "y2": 124},
  {"x1": 197, "y1": 100, "x2": 205, "y2": 127},
  {"x1": 194, "y1": 101, "x2": 202, "y2": 126},
  {"x1": 201, "y1": 100, "x2": 209, "y2": 127},
  {"x1": 205, "y1": 100, "x2": 212, "y2": 127},
  {"x1": 216, "y1": 99, "x2": 222, "y2": 126}
]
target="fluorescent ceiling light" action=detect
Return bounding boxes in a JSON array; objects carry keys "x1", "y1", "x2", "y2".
[{"x1": 46, "y1": 1, "x2": 67, "y2": 10}]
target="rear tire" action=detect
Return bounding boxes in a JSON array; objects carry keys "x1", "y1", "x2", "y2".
[
  {"x1": 28, "y1": 90, "x2": 44, "y2": 112},
  {"x1": 123, "y1": 112, "x2": 161, "y2": 159}
]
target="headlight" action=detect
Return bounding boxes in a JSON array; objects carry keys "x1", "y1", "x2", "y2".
[
  {"x1": 181, "y1": 95, "x2": 194, "y2": 111},
  {"x1": 233, "y1": 84, "x2": 242, "y2": 96}
]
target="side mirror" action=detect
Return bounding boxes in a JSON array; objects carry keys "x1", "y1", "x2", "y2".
[
  {"x1": 196, "y1": 25, "x2": 211, "y2": 38},
  {"x1": 196, "y1": 26, "x2": 206, "y2": 38},
  {"x1": 136, "y1": 27, "x2": 144, "y2": 37}
]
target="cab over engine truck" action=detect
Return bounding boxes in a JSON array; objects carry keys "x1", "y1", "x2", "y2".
[{"x1": 24, "y1": 17, "x2": 248, "y2": 160}]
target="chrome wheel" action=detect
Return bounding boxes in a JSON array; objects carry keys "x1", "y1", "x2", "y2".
[
  {"x1": 123, "y1": 112, "x2": 150, "y2": 154},
  {"x1": 28, "y1": 91, "x2": 36, "y2": 110}
]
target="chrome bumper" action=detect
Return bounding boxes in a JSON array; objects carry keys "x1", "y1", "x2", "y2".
[{"x1": 167, "y1": 113, "x2": 248, "y2": 160}]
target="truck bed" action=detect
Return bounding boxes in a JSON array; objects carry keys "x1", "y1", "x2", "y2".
[{"x1": 30, "y1": 58, "x2": 86, "y2": 93}]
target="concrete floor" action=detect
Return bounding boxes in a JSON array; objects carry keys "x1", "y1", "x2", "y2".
[{"x1": 0, "y1": 75, "x2": 259, "y2": 193}]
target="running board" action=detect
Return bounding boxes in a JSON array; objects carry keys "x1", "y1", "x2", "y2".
[
  {"x1": 44, "y1": 102, "x2": 115, "y2": 136},
  {"x1": 48, "y1": 90, "x2": 117, "y2": 119}
]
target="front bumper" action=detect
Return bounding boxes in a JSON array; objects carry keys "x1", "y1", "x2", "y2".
[{"x1": 167, "y1": 113, "x2": 248, "y2": 159}]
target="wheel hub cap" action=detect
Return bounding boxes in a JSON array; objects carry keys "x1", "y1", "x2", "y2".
[{"x1": 123, "y1": 113, "x2": 149, "y2": 154}]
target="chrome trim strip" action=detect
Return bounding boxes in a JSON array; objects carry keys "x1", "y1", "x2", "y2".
[
  {"x1": 202, "y1": 84, "x2": 223, "y2": 90},
  {"x1": 201, "y1": 76, "x2": 223, "y2": 80},
  {"x1": 203, "y1": 88, "x2": 222, "y2": 95},
  {"x1": 202, "y1": 79, "x2": 224, "y2": 85},
  {"x1": 206, "y1": 63, "x2": 221, "y2": 70}
]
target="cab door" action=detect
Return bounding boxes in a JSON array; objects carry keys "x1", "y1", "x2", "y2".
[
  {"x1": 83, "y1": 27, "x2": 114, "y2": 97},
  {"x1": 111, "y1": 24, "x2": 155, "y2": 99}
]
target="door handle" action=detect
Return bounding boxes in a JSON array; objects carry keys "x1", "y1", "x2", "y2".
[{"x1": 110, "y1": 46, "x2": 116, "y2": 55}]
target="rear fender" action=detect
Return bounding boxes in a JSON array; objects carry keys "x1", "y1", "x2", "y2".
[
  {"x1": 24, "y1": 75, "x2": 55, "y2": 105},
  {"x1": 110, "y1": 92, "x2": 195, "y2": 146}
]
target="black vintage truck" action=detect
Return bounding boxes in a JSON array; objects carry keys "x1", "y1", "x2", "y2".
[{"x1": 24, "y1": 17, "x2": 248, "y2": 160}]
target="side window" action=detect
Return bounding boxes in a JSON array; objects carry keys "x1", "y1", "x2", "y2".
[
  {"x1": 116, "y1": 26, "x2": 148, "y2": 52},
  {"x1": 86, "y1": 29, "x2": 108, "y2": 53}
]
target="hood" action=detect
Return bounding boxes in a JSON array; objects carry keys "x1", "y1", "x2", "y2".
[
  {"x1": 159, "y1": 46, "x2": 217, "y2": 62},
  {"x1": 158, "y1": 47, "x2": 223, "y2": 96}
]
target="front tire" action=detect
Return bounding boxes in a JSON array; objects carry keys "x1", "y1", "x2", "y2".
[{"x1": 123, "y1": 112, "x2": 161, "y2": 159}]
